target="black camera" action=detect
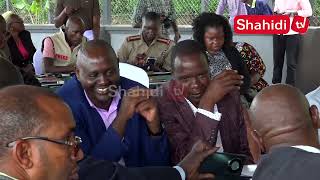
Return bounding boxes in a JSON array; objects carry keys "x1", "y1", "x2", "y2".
[
  {"x1": 163, "y1": 17, "x2": 172, "y2": 29},
  {"x1": 199, "y1": 152, "x2": 246, "y2": 179}
]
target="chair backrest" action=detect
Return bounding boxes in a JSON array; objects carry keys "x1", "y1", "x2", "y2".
[
  {"x1": 119, "y1": 62, "x2": 149, "y2": 88},
  {"x1": 33, "y1": 49, "x2": 44, "y2": 75}
]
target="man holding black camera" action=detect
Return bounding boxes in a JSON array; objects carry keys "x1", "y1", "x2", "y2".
[
  {"x1": 132, "y1": 0, "x2": 181, "y2": 42},
  {"x1": 118, "y1": 12, "x2": 174, "y2": 72}
]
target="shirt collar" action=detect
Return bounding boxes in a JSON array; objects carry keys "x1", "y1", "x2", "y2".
[
  {"x1": 84, "y1": 90, "x2": 121, "y2": 111},
  {"x1": 184, "y1": 98, "x2": 198, "y2": 115},
  {"x1": 291, "y1": 145, "x2": 320, "y2": 154},
  {"x1": 140, "y1": 34, "x2": 159, "y2": 47}
]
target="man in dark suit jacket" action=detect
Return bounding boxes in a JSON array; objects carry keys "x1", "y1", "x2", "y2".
[
  {"x1": 57, "y1": 40, "x2": 170, "y2": 167},
  {"x1": 248, "y1": 84, "x2": 320, "y2": 180},
  {"x1": 156, "y1": 40, "x2": 252, "y2": 164}
]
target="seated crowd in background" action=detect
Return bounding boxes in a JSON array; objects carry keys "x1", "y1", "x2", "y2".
[{"x1": 0, "y1": 14, "x2": 40, "y2": 86}]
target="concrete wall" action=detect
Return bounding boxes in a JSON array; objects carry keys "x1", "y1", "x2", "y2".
[{"x1": 27, "y1": 25, "x2": 320, "y2": 93}]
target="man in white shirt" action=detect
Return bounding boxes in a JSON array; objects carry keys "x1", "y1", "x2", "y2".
[{"x1": 248, "y1": 84, "x2": 320, "y2": 180}]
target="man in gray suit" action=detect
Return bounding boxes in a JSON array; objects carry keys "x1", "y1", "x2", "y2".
[{"x1": 248, "y1": 84, "x2": 320, "y2": 180}]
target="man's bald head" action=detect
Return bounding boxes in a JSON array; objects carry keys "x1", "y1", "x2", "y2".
[
  {"x1": 0, "y1": 85, "x2": 67, "y2": 157},
  {"x1": 76, "y1": 40, "x2": 118, "y2": 68},
  {"x1": 66, "y1": 16, "x2": 85, "y2": 29},
  {"x1": 65, "y1": 16, "x2": 85, "y2": 47},
  {"x1": 249, "y1": 84, "x2": 319, "y2": 151},
  {"x1": 0, "y1": 58, "x2": 23, "y2": 88}
]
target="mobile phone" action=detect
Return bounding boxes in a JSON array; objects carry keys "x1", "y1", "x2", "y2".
[
  {"x1": 143, "y1": 57, "x2": 156, "y2": 71},
  {"x1": 199, "y1": 152, "x2": 247, "y2": 177}
]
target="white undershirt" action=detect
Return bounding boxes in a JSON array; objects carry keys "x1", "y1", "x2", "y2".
[{"x1": 184, "y1": 98, "x2": 224, "y2": 152}]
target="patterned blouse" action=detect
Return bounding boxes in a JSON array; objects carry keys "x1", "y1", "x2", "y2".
[
  {"x1": 132, "y1": 0, "x2": 177, "y2": 38},
  {"x1": 235, "y1": 42, "x2": 268, "y2": 91},
  {"x1": 206, "y1": 50, "x2": 232, "y2": 79}
]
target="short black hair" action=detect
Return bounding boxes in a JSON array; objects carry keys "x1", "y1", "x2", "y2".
[
  {"x1": 171, "y1": 39, "x2": 207, "y2": 72},
  {"x1": 192, "y1": 12, "x2": 233, "y2": 50},
  {"x1": 0, "y1": 85, "x2": 62, "y2": 157},
  {"x1": 142, "y1": 12, "x2": 160, "y2": 22}
]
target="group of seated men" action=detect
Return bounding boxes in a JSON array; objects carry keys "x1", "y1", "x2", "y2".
[
  {"x1": 42, "y1": 12, "x2": 174, "y2": 74},
  {"x1": 0, "y1": 7, "x2": 320, "y2": 180},
  {"x1": 1, "y1": 49, "x2": 320, "y2": 180}
]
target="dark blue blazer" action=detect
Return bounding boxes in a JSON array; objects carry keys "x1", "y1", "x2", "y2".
[{"x1": 57, "y1": 76, "x2": 170, "y2": 167}]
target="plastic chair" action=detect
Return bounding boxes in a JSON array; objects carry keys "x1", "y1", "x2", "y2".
[
  {"x1": 119, "y1": 62, "x2": 149, "y2": 88},
  {"x1": 33, "y1": 49, "x2": 44, "y2": 75}
]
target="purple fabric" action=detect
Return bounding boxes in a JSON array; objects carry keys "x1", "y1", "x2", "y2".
[
  {"x1": 84, "y1": 90, "x2": 121, "y2": 129},
  {"x1": 216, "y1": 0, "x2": 248, "y2": 26}
]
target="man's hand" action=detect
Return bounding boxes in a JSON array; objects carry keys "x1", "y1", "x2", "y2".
[
  {"x1": 174, "y1": 31, "x2": 181, "y2": 43},
  {"x1": 64, "y1": 6, "x2": 77, "y2": 15},
  {"x1": 113, "y1": 88, "x2": 153, "y2": 137},
  {"x1": 119, "y1": 88, "x2": 153, "y2": 119},
  {"x1": 178, "y1": 140, "x2": 218, "y2": 180},
  {"x1": 199, "y1": 70, "x2": 243, "y2": 111},
  {"x1": 134, "y1": 53, "x2": 147, "y2": 67},
  {"x1": 136, "y1": 98, "x2": 161, "y2": 135}
]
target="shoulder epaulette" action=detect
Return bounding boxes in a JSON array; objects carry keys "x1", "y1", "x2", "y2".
[
  {"x1": 127, "y1": 35, "x2": 141, "y2": 42},
  {"x1": 157, "y1": 38, "x2": 172, "y2": 45}
]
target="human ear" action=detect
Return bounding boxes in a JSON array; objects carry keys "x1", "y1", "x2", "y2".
[
  {"x1": 310, "y1": 105, "x2": 319, "y2": 129},
  {"x1": 13, "y1": 141, "x2": 34, "y2": 169}
]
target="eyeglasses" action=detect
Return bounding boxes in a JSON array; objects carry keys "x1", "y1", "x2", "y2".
[{"x1": 6, "y1": 136, "x2": 82, "y2": 156}]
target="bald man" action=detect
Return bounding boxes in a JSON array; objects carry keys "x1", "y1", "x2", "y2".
[
  {"x1": 42, "y1": 16, "x2": 87, "y2": 73},
  {"x1": 57, "y1": 40, "x2": 171, "y2": 167},
  {"x1": 249, "y1": 84, "x2": 320, "y2": 180}
]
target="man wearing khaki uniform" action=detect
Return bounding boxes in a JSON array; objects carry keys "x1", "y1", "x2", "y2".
[{"x1": 118, "y1": 12, "x2": 174, "y2": 71}]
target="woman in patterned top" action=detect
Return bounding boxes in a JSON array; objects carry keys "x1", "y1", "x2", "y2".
[
  {"x1": 235, "y1": 42, "x2": 269, "y2": 92},
  {"x1": 192, "y1": 12, "x2": 251, "y2": 97}
]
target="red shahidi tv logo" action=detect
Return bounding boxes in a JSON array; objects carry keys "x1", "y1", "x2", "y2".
[{"x1": 234, "y1": 15, "x2": 309, "y2": 34}]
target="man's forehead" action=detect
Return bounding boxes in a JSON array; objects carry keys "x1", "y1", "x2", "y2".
[
  {"x1": 175, "y1": 53, "x2": 207, "y2": 67},
  {"x1": 143, "y1": 19, "x2": 160, "y2": 26}
]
